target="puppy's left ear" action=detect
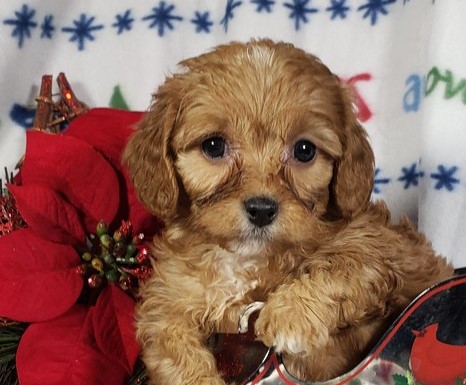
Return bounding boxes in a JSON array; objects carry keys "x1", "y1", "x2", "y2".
[
  {"x1": 330, "y1": 84, "x2": 375, "y2": 219},
  {"x1": 123, "y1": 90, "x2": 180, "y2": 221}
]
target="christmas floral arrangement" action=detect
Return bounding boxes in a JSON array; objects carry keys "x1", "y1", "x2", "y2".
[{"x1": 0, "y1": 75, "x2": 163, "y2": 385}]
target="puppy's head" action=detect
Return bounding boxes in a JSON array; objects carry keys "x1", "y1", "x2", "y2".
[{"x1": 123, "y1": 40, "x2": 374, "y2": 251}]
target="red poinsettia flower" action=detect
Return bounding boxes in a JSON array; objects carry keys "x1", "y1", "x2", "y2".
[{"x1": 0, "y1": 108, "x2": 160, "y2": 385}]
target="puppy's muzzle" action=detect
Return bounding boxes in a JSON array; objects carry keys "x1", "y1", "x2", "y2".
[{"x1": 244, "y1": 196, "x2": 278, "y2": 228}]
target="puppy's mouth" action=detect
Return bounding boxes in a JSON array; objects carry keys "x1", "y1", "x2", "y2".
[
  {"x1": 248, "y1": 225, "x2": 273, "y2": 242},
  {"x1": 227, "y1": 229, "x2": 272, "y2": 257},
  {"x1": 225, "y1": 196, "x2": 279, "y2": 256}
]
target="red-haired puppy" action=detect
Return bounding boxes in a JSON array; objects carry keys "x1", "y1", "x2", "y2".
[{"x1": 123, "y1": 40, "x2": 453, "y2": 385}]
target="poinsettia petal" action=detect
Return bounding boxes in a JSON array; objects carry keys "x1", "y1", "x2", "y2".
[
  {"x1": 64, "y1": 108, "x2": 144, "y2": 168},
  {"x1": 21, "y1": 131, "x2": 120, "y2": 233},
  {"x1": 0, "y1": 228, "x2": 82, "y2": 322},
  {"x1": 17, "y1": 305, "x2": 128, "y2": 385},
  {"x1": 93, "y1": 285, "x2": 140, "y2": 374},
  {"x1": 65, "y1": 108, "x2": 162, "y2": 235},
  {"x1": 8, "y1": 183, "x2": 86, "y2": 246}
]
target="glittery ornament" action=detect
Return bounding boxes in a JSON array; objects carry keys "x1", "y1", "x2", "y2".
[
  {"x1": 119, "y1": 274, "x2": 136, "y2": 291},
  {"x1": 75, "y1": 264, "x2": 88, "y2": 276},
  {"x1": 120, "y1": 266, "x2": 153, "y2": 282},
  {"x1": 31, "y1": 73, "x2": 88, "y2": 133},
  {"x1": 0, "y1": 188, "x2": 27, "y2": 238},
  {"x1": 136, "y1": 246, "x2": 151, "y2": 265},
  {"x1": 88, "y1": 274, "x2": 103, "y2": 288},
  {"x1": 132, "y1": 233, "x2": 144, "y2": 245},
  {"x1": 213, "y1": 331, "x2": 268, "y2": 383},
  {"x1": 118, "y1": 220, "x2": 132, "y2": 241}
]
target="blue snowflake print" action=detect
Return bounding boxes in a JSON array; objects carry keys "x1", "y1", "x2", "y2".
[
  {"x1": 221, "y1": 0, "x2": 243, "y2": 32},
  {"x1": 142, "y1": 1, "x2": 183, "y2": 37},
  {"x1": 3, "y1": 4, "x2": 37, "y2": 48},
  {"x1": 113, "y1": 10, "x2": 134, "y2": 34},
  {"x1": 62, "y1": 14, "x2": 104, "y2": 51},
  {"x1": 284, "y1": 0, "x2": 319, "y2": 31},
  {"x1": 9, "y1": 104, "x2": 36, "y2": 128},
  {"x1": 398, "y1": 163, "x2": 424, "y2": 189},
  {"x1": 373, "y1": 168, "x2": 390, "y2": 194},
  {"x1": 326, "y1": 0, "x2": 350, "y2": 20},
  {"x1": 430, "y1": 165, "x2": 460, "y2": 191},
  {"x1": 40, "y1": 15, "x2": 54, "y2": 39},
  {"x1": 251, "y1": 0, "x2": 275, "y2": 13},
  {"x1": 191, "y1": 11, "x2": 213, "y2": 33},
  {"x1": 358, "y1": 0, "x2": 396, "y2": 26}
]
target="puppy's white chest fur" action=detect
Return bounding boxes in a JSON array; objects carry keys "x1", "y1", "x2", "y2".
[{"x1": 204, "y1": 246, "x2": 263, "y2": 321}]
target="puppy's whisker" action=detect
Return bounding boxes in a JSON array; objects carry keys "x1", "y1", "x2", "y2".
[{"x1": 249, "y1": 226, "x2": 271, "y2": 240}]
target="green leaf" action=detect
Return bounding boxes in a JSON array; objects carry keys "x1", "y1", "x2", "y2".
[
  {"x1": 393, "y1": 374, "x2": 409, "y2": 385},
  {"x1": 110, "y1": 85, "x2": 130, "y2": 110},
  {"x1": 406, "y1": 370, "x2": 417, "y2": 385}
]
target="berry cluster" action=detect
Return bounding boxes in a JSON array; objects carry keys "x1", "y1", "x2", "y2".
[{"x1": 76, "y1": 220, "x2": 153, "y2": 293}]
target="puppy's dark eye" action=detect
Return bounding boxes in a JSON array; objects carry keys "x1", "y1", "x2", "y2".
[
  {"x1": 293, "y1": 139, "x2": 316, "y2": 163},
  {"x1": 202, "y1": 136, "x2": 227, "y2": 159}
]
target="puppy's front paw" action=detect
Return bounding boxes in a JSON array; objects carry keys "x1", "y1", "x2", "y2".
[{"x1": 254, "y1": 292, "x2": 330, "y2": 354}]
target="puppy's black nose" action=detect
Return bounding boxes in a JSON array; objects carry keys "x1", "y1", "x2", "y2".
[{"x1": 244, "y1": 196, "x2": 278, "y2": 228}]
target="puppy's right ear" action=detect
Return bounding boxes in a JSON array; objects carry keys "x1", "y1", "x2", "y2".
[
  {"x1": 123, "y1": 93, "x2": 179, "y2": 221},
  {"x1": 329, "y1": 84, "x2": 375, "y2": 219}
]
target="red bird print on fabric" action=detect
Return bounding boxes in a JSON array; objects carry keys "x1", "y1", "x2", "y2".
[{"x1": 410, "y1": 323, "x2": 466, "y2": 385}]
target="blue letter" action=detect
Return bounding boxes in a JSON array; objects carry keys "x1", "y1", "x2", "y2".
[{"x1": 403, "y1": 74, "x2": 422, "y2": 112}]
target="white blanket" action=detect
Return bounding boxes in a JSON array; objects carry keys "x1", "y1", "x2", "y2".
[{"x1": 1, "y1": 0, "x2": 465, "y2": 267}]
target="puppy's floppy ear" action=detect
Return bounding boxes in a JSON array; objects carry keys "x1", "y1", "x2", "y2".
[
  {"x1": 123, "y1": 90, "x2": 180, "y2": 221},
  {"x1": 330, "y1": 84, "x2": 375, "y2": 219}
]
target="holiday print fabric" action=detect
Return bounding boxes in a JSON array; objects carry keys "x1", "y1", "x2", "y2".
[{"x1": 0, "y1": 0, "x2": 465, "y2": 267}]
